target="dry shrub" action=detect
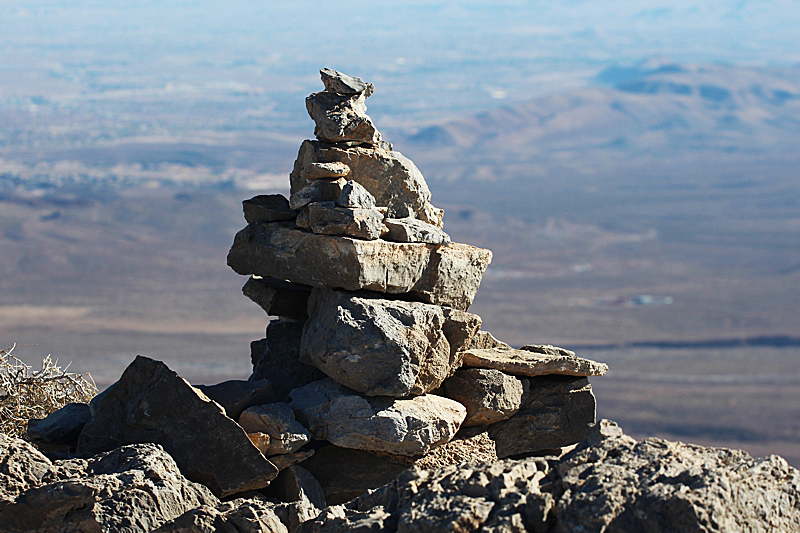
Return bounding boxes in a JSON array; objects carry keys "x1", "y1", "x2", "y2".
[{"x1": 0, "y1": 343, "x2": 97, "y2": 439}]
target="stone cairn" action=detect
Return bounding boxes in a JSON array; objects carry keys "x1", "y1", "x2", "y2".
[{"x1": 224, "y1": 68, "x2": 609, "y2": 504}]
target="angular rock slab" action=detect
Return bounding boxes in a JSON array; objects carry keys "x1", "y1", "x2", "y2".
[
  {"x1": 26, "y1": 402, "x2": 91, "y2": 452},
  {"x1": 289, "y1": 379, "x2": 466, "y2": 456},
  {"x1": 242, "y1": 276, "x2": 311, "y2": 321},
  {"x1": 438, "y1": 368, "x2": 524, "y2": 427},
  {"x1": 306, "y1": 90, "x2": 382, "y2": 145},
  {"x1": 301, "y1": 289, "x2": 479, "y2": 397},
  {"x1": 228, "y1": 222, "x2": 492, "y2": 310},
  {"x1": 461, "y1": 346, "x2": 608, "y2": 377},
  {"x1": 384, "y1": 217, "x2": 451, "y2": 245},
  {"x1": 194, "y1": 378, "x2": 274, "y2": 421},
  {"x1": 289, "y1": 140, "x2": 439, "y2": 224},
  {"x1": 307, "y1": 203, "x2": 383, "y2": 240},
  {"x1": 320, "y1": 68, "x2": 374, "y2": 97},
  {"x1": 77, "y1": 355, "x2": 279, "y2": 497},
  {"x1": 0, "y1": 437, "x2": 218, "y2": 533},
  {"x1": 243, "y1": 194, "x2": 297, "y2": 224},
  {"x1": 488, "y1": 376, "x2": 596, "y2": 458}
]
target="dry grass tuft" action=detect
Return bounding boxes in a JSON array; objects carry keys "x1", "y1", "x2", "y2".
[{"x1": 0, "y1": 343, "x2": 97, "y2": 439}]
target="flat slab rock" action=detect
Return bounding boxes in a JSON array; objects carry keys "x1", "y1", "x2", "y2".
[
  {"x1": 0, "y1": 435, "x2": 218, "y2": 533},
  {"x1": 289, "y1": 378, "x2": 466, "y2": 457},
  {"x1": 301, "y1": 289, "x2": 480, "y2": 397},
  {"x1": 77, "y1": 355, "x2": 279, "y2": 497},
  {"x1": 227, "y1": 222, "x2": 491, "y2": 310},
  {"x1": 461, "y1": 345, "x2": 608, "y2": 377}
]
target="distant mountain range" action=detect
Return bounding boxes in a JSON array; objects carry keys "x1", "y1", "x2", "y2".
[{"x1": 402, "y1": 63, "x2": 800, "y2": 187}]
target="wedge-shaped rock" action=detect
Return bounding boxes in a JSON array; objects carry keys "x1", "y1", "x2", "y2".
[
  {"x1": 307, "y1": 203, "x2": 383, "y2": 240},
  {"x1": 468, "y1": 330, "x2": 512, "y2": 350},
  {"x1": 461, "y1": 346, "x2": 608, "y2": 377},
  {"x1": 289, "y1": 379, "x2": 466, "y2": 456},
  {"x1": 289, "y1": 177, "x2": 347, "y2": 210},
  {"x1": 290, "y1": 140, "x2": 440, "y2": 224},
  {"x1": 438, "y1": 368, "x2": 524, "y2": 427},
  {"x1": 77, "y1": 356, "x2": 279, "y2": 497},
  {"x1": 384, "y1": 217, "x2": 451, "y2": 244},
  {"x1": 242, "y1": 276, "x2": 311, "y2": 321},
  {"x1": 320, "y1": 67, "x2": 374, "y2": 97},
  {"x1": 0, "y1": 436, "x2": 218, "y2": 533},
  {"x1": 239, "y1": 403, "x2": 311, "y2": 456},
  {"x1": 488, "y1": 376, "x2": 596, "y2": 458},
  {"x1": 195, "y1": 378, "x2": 274, "y2": 420},
  {"x1": 243, "y1": 194, "x2": 297, "y2": 224},
  {"x1": 336, "y1": 180, "x2": 376, "y2": 209},
  {"x1": 228, "y1": 222, "x2": 491, "y2": 310},
  {"x1": 306, "y1": 91, "x2": 382, "y2": 145},
  {"x1": 26, "y1": 402, "x2": 90, "y2": 453},
  {"x1": 301, "y1": 289, "x2": 479, "y2": 396}
]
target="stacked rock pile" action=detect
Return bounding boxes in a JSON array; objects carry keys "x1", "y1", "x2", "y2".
[{"x1": 226, "y1": 68, "x2": 609, "y2": 503}]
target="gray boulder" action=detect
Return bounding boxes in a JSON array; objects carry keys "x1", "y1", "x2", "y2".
[
  {"x1": 384, "y1": 217, "x2": 451, "y2": 245},
  {"x1": 320, "y1": 68, "x2": 374, "y2": 97},
  {"x1": 461, "y1": 346, "x2": 608, "y2": 378},
  {"x1": 238, "y1": 403, "x2": 311, "y2": 455},
  {"x1": 77, "y1": 356, "x2": 279, "y2": 497},
  {"x1": 242, "y1": 276, "x2": 311, "y2": 321},
  {"x1": 307, "y1": 203, "x2": 383, "y2": 240},
  {"x1": 194, "y1": 379, "x2": 274, "y2": 420},
  {"x1": 26, "y1": 402, "x2": 91, "y2": 453},
  {"x1": 336, "y1": 180, "x2": 376, "y2": 209},
  {"x1": 228, "y1": 222, "x2": 492, "y2": 310},
  {"x1": 289, "y1": 140, "x2": 439, "y2": 224},
  {"x1": 306, "y1": 90, "x2": 382, "y2": 146},
  {"x1": 243, "y1": 194, "x2": 297, "y2": 224},
  {"x1": 301, "y1": 289, "x2": 479, "y2": 397},
  {"x1": 438, "y1": 368, "x2": 524, "y2": 427},
  {"x1": 289, "y1": 379, "x2": 466, "y2": 456},
  {"x1": 0, "y1": 436, "x2": 218, "y2": 533},
  {"x1": 289, "y1": 177, "x2": 348, "y2": 210},
  {"x1": 250, "y1": 320, "x2": 327, "y2": 401},
  {"x1": 488, "y1": 376, "x2": 596, "y2": 458}
]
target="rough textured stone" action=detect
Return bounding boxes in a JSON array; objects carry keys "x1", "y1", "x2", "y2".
[
  {"x1": 468, "y1": 330, "x2": 512, "y2": 350},
  {"x1": 289, "y1": 379, "x2": 466, "y2": 456},
  {"x1": 265, "y1": 465, "x2": 327, "y2": 510},
  {"x1": 195, "y1": 379, "x2": 274, "y2": 420},
  {"x1": 461, "y1": 346, "x2": 608, "y2": 378},
  {"x1": 439, "y1": 368, "x2": 524, "y2": 427},
  {"x1": 239, "y1": 403, "x2": 311, "y2": 455},
  {"x1": 488, "y1": 376, "x2": 596, "y2": 458},
  {"x1": 243, "y1": 194, "x2": 297, "y2": 224},
  {"x1": 242, "y1": 276, "x2": 311, "y2": 321},
  {"x1": 77, "y1": 356, "x2": 279, "y2": 497},
  {"x1": 0, "y1": 433, "x2": 53, "y2": 502},
  {"x1": 26, "y1": 402, "x2": 91, "y2": 453},
  {"x1": 384, "y1": 217, "x2": 451, "y2": 245},
  {"x1": 289, "y1": 177, "x2": 347, "y2": 210},
  {"x1": 307, "y1": 203, "x2": 383, "y2": 240},
  {"x1": 300, "y1": 161, "x2": 351, "y2": 180},
  {"x1": 228, "y1": 222, "x2": 492, "y2": 310},
  {"x1": 0, "y1": 437, "x2": 218, "y2": 533},
  {"x1": 320, "y1": 68, "x2": 374, "y2": 97},
  {"x1": 412, "y1": 430, "x2": 498, "y2": 471},
  {"x1": 336, "y1": 180, "x2": 376, "y2": 209},
  {"x1": 289, "y1": 140, "x2": 438, "y2": 224},
  {"x1": 251, "y1": 320, "x2": 327, "y2": 402},
  {"x1": 306, "y1": 90, "x2": 381, "y2": 145},
  {"x1": 298, "y1": 445, "x2": 408, "y2": 506},
  {"x1": 153, "y1": 497, "x2": 288, "y2": 533},
  {"x1": 301, "y1": 289, "x2": 478, "y2": 397}
]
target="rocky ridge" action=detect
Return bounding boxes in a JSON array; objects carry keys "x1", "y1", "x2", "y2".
[{"x1": 5, "y1": 69, "x2": 799, "y2": 532}]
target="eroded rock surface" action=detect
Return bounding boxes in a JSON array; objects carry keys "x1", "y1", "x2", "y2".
[
  {"x1": 462, "y1": 346, "x2": 608, "y2": 378},
  {"x1": 239, "y1": 403, "x2": 311, "y2": 456},
  {"x1": 438, "y1": 368, "x2": 524, "y2": 427}
]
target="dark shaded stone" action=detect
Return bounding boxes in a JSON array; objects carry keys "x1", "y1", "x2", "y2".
[
  {"x1": 264, "y1": 465, "x2": 326, "y2": 510},
  {"x1": 488, "y1": 376, "x2": 596, "y2": 458},
  {"x1": 77, "y1": 356, "x2": 279, "y2": 497},
  {"x1": 195, "y1": 379, "x2": 274, "y2": 421},
  {"x1": 242, "y1": 276, "x2": 311, "y2": 321},
  {"x1": 26, "y1": 403, "x2": 91, "y2": 453},
  {"x1": 243, "y1": 194, "x2": 297, "y2": 224}
]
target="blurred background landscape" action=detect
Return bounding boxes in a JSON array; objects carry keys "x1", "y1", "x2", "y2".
[{"x1": 2, "y1": 1, "x2": 799, "y2": 464}]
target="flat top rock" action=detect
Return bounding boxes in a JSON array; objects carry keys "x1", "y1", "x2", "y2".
[{"x1": 461, "y1": 347, "x2": 608, "y2": 377}]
